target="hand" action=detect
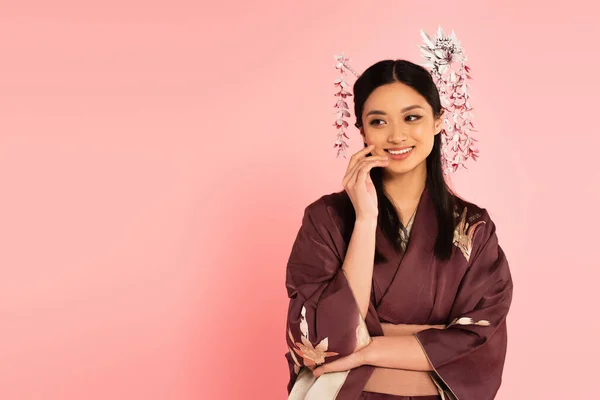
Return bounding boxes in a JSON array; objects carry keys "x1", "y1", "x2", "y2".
[
  {"x1": 343, "y1": 144, "x2": 390, "y2": 221},
  {"x1": 312, "y1": 341, "x2": 372, "y2": 378}
]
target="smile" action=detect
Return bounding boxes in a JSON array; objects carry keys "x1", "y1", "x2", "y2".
[
  {"x1": 385, "y1": 147, "x2": 415, "y2": 160},
  {"x1": 387, "y1": 148, "x2": 414, "y2": 155}
]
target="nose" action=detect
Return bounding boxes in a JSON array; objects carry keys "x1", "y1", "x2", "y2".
[{"x1": 388, "y1": 124, "x2": 408, "y2": 143}]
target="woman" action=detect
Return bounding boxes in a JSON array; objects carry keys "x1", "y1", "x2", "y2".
[{"x1": 285, "y1": 60, "x2": 513, "y2": 400}]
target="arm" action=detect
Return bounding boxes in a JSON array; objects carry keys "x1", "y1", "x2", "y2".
[
  {"x1": 285, "y1": 199, "x2": 374, "y2": 380},
  {"x1": 365, "y1": 335, "x2": 434, "y2": 371},
  {"x1": 359, "y1": 323, "x2": 445, "y2": 370},
  {"x1": 342, "y1": 217, "x2": 377, "y2": 319},
  {"x1": 313, "y1": 330, "x2": 437, "y2": 377}
]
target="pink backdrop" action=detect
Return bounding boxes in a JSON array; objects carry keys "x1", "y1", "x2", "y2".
[{"x1": 1, "y1": 1, "x2": 598, "y2": 399}]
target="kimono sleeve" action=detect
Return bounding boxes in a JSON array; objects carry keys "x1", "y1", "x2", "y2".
[
  {"x1": 284, "y1": 199, "x2": 371, "y2": 375},
  {"x1": 414, "y1": 210, "x2": 513, "y2": 400}
]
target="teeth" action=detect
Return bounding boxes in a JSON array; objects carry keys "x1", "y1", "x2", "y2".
[{"x1": 389, "y1": 147, "x2": 413, "y2": 155}]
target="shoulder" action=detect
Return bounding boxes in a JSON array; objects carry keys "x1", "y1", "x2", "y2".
[
  {"x1": 292, "y1": 190, "x2": 353, "y2": 261},
  {"x1": 452, "y1": 194, "x2": 495, "y2": 226},
  {"x1": 304, "y1": 189, "x2": 353, "y2": 222},
  {"x1": 300, "y1": 190, "x2": 355, "y2": 241},
  {"x1": 451, "y1": 195, "x2": 501, "y2": 262}
]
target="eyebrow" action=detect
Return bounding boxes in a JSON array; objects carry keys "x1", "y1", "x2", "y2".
[{"x1": 366, "y1": 105, "x2": 425, "y2": 116}]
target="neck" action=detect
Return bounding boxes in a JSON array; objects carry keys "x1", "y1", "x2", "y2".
[{"x1": 382, "y1": 163, "x2": 427, "y2": 208}]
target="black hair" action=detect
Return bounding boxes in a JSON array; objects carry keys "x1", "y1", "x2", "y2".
[{"x1": 353, "y1": 59, "x2": 456, "y2": 261}]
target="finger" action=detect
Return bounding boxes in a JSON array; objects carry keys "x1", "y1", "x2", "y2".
[
  {"x1": 351, "y1": 158, "x2": 389, "y2": 187},
  {"x1": 346, "y1": 144, "x2": 375, "y2": 174},
  {"x1": 356, "y1": 158, "x2": 388, "y2": 182},
  {"x1": 313, "y1": 354, "x2": 360, "y2": 378},
  {"x1": 345, "y1": 158, "x2": 387, "y2": 189},
  {"x1": 344, "y1": 157, "x2": 388, "y2": 187},
  {"x1": 344, "y1": 158, "x2": 379, "y2": 188}
]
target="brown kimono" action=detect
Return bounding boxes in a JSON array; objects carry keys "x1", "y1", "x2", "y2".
[{"x1": 284, "y1": 187, "x2": 513, "y2": 400}]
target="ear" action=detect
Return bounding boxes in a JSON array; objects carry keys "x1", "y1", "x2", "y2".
[{"x1": 434, "y1": 111, "x2": 445, "y2": 135}]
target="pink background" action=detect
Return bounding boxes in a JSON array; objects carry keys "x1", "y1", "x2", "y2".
[{"x1": 1, "y1": 1, "x2": 598, "y2": 399}]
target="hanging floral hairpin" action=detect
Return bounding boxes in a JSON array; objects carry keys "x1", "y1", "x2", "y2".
[
  {"x1": 419, "y1": 26, "x2": 479, "y2": 174},
  {"x1": 333, "y1": 53, "x2": 359, "y2": 158}
]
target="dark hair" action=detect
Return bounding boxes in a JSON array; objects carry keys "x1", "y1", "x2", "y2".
[{"x1": 353, "y1": 59, "x2": 456, "y2": 261}]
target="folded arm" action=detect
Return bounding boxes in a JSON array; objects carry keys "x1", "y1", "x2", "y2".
[{"x1": 313, "y1": 327, "x2": 439, "y2": 377}]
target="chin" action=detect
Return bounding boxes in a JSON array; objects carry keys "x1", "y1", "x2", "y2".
[
  {"x1": 386, "y1": 160, "x2": 425, "y2": 175},
  {"x1": 387, "y1": 166, "x2": 414, "y2": 174}
]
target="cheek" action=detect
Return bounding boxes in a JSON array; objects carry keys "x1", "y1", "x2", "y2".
[
  {"x1": 411, "y1": 127, "x2": 436, "y2": 157},
  {"x1": 363, "y1": 129, "x2": 386, "y2": 144},
  {"x1": 411, "y1": 125, "x2": 436, "y2": 143},
  {"x1": 409, "y1": 124, "x2": 429, "y2": 138}
]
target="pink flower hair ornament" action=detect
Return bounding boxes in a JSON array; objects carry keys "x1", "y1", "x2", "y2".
[{"x1": 333, "y1": 26, "x2": 479, "y2": 175}]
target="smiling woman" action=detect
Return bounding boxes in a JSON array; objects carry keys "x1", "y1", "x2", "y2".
[{"x1": 284, "y1": 60, "x2": 513, "y2": 400}]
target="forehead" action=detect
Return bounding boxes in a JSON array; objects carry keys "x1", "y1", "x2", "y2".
[{"x1": 363, "y1": 82, "x2": 429, "y2": 111}]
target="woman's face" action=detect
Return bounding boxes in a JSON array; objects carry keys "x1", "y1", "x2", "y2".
[{"x1": 360, "y1": 81, "x2": 443, "y2": 175}]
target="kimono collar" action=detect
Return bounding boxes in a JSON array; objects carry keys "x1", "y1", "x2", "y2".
[{"x1": 375, "y1": 185, "x2": 438, "y2": 258}]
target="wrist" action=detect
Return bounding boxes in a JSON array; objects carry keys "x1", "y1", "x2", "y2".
[
  {"x1": 363, "y1": 336, "x2": 382, "y2": 365},
  {"x1": 355, "y1": 216, "x2": 378, "y2": 227},
  {"x1": 380, "y1": 323, "x2": 391, "y2": 336}
]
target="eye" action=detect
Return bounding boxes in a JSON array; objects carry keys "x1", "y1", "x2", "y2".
[
  {"x1": 406, "y1": 115, "x2": 423, "y2": 122},
  {"x1": 369, "y1": 119, "x2": 386, "y2": 126}
]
